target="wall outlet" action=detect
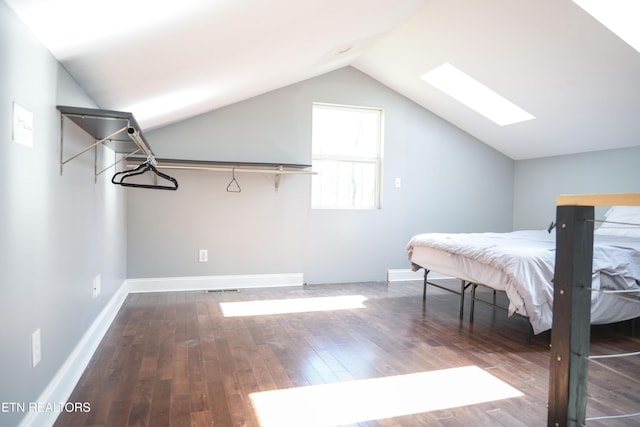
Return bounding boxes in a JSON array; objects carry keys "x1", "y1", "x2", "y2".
[
  {"x1": 32, "y1": 329, "x2": 41, "y2": 368},
  {"x1": 92, "y1": 274, "x2": 101, "y2": 298},
  {"x1": 394, "y1": 177, "x2": 402, "y2": 188},
  {"x1": 199, "y1": 249, "x2": 208, "y2": 263}
]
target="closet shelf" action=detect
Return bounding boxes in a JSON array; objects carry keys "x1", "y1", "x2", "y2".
[
  {"x1": 127, "y1": 158, "x2": 315, "y2": 192},
  {"x1": 57, "y1": 105, "x2": 314, "y2": 192},
  {"x1": 57, "y1": 105, "x2": 155, "y2": 179}
]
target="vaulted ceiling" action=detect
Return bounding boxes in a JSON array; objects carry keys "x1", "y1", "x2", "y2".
[{"x1": 6, "y1": 0, "x2": 640, "y2": 160}]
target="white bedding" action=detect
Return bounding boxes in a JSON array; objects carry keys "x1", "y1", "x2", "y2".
[{"x1": 407, "y1": 230, "x2": 640, "y2": 334}]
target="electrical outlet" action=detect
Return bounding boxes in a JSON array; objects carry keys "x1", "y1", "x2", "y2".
[
  {"x1": 32, "y1": 329, "x2": 41, "y2": 368},
  {"x1": 199, "y1": 249, "x2": 208, "y2": 263},
  {"x1": 92, "y1": 274, "x2": 101, "y2": 298},
  {"x1": 394, "y1": 177, "x2": 402, "y2": 188}
]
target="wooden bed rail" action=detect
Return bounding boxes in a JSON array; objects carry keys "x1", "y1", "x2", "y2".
[
  {"x1": 556, "y1": 192, "x2": 640, "y2": 206},
  {"x1": 548, "y1": 193, "x2": 640, "y2": 427}
]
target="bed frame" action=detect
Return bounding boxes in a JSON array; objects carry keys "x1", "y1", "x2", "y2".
[
  {"x1": 418, "y1": 193, "x2": 640, "y2": 426},
  {"x1": 421, "y1": 270, "x2": 471, "y2": 319},
  {"x1": 421, "y1": 269, "x2": 533, "y2": 339}
]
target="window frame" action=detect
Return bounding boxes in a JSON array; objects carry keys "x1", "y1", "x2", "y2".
[{"x1": 311, "y1": 102, "x2": 384, "y2": 210}]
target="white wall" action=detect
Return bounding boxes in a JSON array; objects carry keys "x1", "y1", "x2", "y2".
[
  {"x1": 128, "y1": 67, "x2": 515, "y2": 283},
  {"x1": 0, "y1": 3, "x2": 127, "y2": 426},
  {"x1": 514, "y1": 146, "x2": 640, "y2": 229}
]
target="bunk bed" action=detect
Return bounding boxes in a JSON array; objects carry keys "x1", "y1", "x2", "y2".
[{"x1": 407, "y1": 205, "x2": 640, "y2": 334}]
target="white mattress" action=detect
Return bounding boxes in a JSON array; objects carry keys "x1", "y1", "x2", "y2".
[{"x1": 407, "y1": 230, "x2": 640, "y2": 334}]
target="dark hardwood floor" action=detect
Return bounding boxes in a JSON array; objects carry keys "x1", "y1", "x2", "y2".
[{"x1": 54, "y1": 280, "x2": 640, "y2": 426}]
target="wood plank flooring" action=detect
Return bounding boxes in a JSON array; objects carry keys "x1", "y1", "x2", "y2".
[{"x1": 54, "y1": 280, "x2": 640, "y2": 426}]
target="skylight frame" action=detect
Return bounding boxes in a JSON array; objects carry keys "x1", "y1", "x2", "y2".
[{"x1": 420, "y1": 62, "x2": 535, "y2": 126}]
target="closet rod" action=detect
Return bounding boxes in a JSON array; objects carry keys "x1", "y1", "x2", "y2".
[
  {"x1": 136, "y1": 164, "x2": 316, "y2": 192},
  {"x1": 154, "y1": 165, "x2": 316, "y2": 175}
]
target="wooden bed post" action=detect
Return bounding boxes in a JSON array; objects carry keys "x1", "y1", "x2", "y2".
[{"x1": 547, "y1": 205, "x2": 594, "y2": 427}]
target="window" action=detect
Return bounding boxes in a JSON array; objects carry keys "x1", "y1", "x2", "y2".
[{"x1": 311, "y1": 103, "x2": 383, "y2": 209}]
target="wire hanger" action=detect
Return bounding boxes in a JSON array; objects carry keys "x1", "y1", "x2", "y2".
[
  {"x1": 111, "y1": 160, "x2": 179, "y2": 191},
  {"x1": 226, "y1": 168, "x2": 241, "y2": 193}
]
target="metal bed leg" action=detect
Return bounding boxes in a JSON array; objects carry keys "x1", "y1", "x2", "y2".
[
  {"x1": 423, "y1": 269, "x2": 428, "y2": 301},
  {"x1": 470, "y1": 283, "x2": 477, "y2": 322},
  {"x1": 459, "y1": 279, "x2": 465, "y2": 319},
  {"x1": 421, "y1": 270, "x2": 467, "y2": 321}
]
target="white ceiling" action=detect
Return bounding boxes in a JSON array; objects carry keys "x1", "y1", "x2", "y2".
[{"x1": 6, "y1": 0, "x2": 640, "y2": 160}]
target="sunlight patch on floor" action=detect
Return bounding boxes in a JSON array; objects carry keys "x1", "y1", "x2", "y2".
[
  {"x1": 250, "y1": 366, "x2": 523, "y2": 427},
  {"x1": 220, "y1": 295, "x2": 368, "y2": 317}
]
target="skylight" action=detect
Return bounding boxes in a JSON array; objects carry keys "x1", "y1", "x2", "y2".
[
  {"x1": 573, "y1": 0, "x2": 640, "y2": 53},
  {"x1": 420, "y1": 63, "x2": 535, "y2": 126}
]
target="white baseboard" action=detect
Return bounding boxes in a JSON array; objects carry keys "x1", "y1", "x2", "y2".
[
  {"x1": 387, "y1": 268, "x2": 452, "y2": 282},
  {"x1": 22, "y1": 272, "x2": 299, "y2": 427},
  {"x1": 127, "y1": 273, "x2": 304, "y2": 293},
  {"x1": 19, "y1": 281, "x2": 129, "y2": 427}
]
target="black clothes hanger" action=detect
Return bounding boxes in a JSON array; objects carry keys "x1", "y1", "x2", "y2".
[
  {"x1": 226, "y1": 168, "x2": 241, "y2": 193},
  {"x1": 111, "y1": 161, "x2": 179, "y2": 190}
]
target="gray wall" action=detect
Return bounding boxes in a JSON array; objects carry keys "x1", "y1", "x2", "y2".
[
  {"x1": 0, "y1": 3, "x2": 127, "y2": 426},
  {"x1": 2, "y1": 1, "x2": 637, "y2": 423},
  {"x1": 130, "y1": 67, "x2": 515, "y2": 283},
  {"x1": 514, "y1": 146, "x2": 640, "y2": 229}
]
